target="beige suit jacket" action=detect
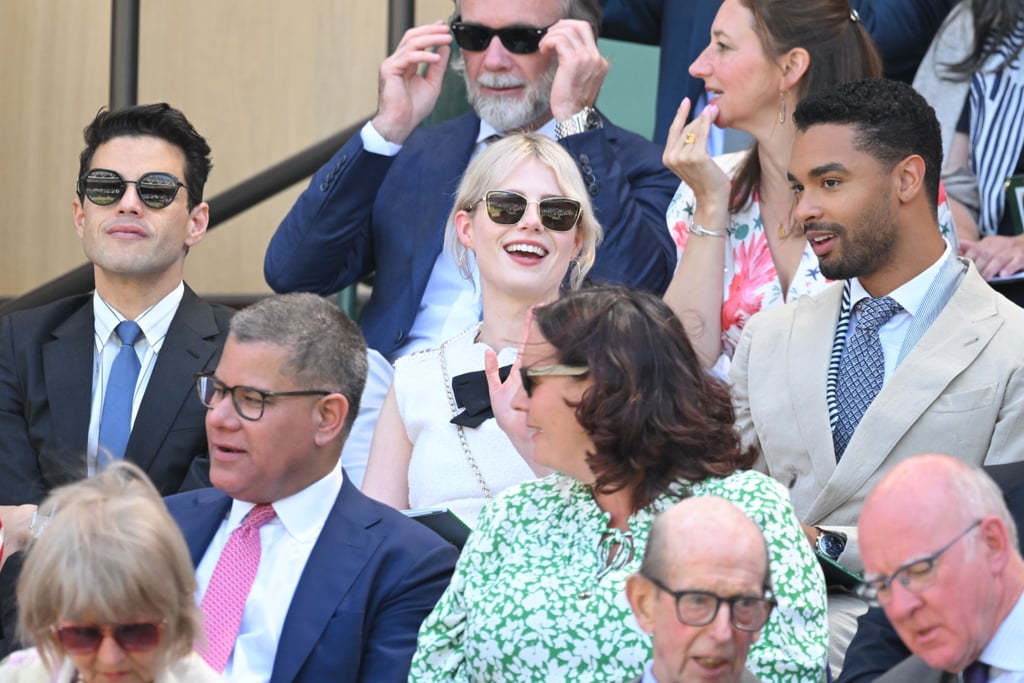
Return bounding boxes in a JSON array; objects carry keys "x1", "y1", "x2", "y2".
[{"x1": 731, "y1": 261, "x2": 1024, "y2": 570}]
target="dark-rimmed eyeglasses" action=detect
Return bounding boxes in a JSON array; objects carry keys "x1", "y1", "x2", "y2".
[
  {"x1": 450, "y1": 17, "x2": 551, "y2": 54},
  {"x1": 52, "y1": 620, "x2": 165, "y2": 654},
  {"x1": 519, "y1": 364, "x2": 589, "y2": 397},
  {"x1": 78, "y1": 168, "x2": 192, "y2": 210},
  {"x1": 643, "y1": 574, "x2": 776, "y2": 631},
  {"x1": 470, "y1": 190, "x2": 583, "y2": 232},
  {"x1": 855, "y1": 519, "x2": 982, "y2": 607},
  {"x1": 195, "y1": 372, "x2": 331, "y2": 421}
]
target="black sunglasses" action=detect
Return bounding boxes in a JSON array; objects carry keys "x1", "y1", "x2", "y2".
[
  {"x1": 52, "y1": 620, "x2": 165, "y2": 654},
  {"x1": 78, "y1": 168, "x2": 191, "y2": 210},
  {"x1": 471, "y1": 190, "x2": 583, "y2": 232},
  {"x1": 450, "y1": 18, "x2": 550, "y2": 54}
]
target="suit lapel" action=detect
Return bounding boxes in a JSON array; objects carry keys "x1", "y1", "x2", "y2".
[
  {"x1": 42, "y1": 298, "x2": 95, "y2": 478},
  {"x1": 126, "y1": 286, "x2": 221, "y2": 472},
  {"x1": 810, "y1": 269, "x2": 1001, "y2": 519},
  {"x1": 788, "y1": 285, "x2": 844, "y2": 491},
  {"x1": 271, "y1": 477, "x2": 384, "y2": 683},
  {"x1": 410, "y1": 113, "x2": 479, "y2": 290},
  {"x1": 173, "y1": 489, "x2": 233, "y2": 566}
]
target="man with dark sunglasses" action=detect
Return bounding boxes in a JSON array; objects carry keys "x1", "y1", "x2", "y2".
[
  {"x1": 264, "y1": 0, "x2": 679, "y2": 487},
  {"x1": 0, "y1": 103, "x2": 233, "y2": 654},
  {"x1": 856, "y1": 455, "x2": 1024, "y2": 683},
  {"x1": 625, "y1": 496, "x2": 769, "y2": 683}
]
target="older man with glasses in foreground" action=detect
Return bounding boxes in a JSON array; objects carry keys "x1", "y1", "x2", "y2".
[
  {"x1": 624, "y1": 496, "x2": 772, "y2": 683},
  {"x1": 857, "y1": 454, "x2": 1024, "y2": 683}
]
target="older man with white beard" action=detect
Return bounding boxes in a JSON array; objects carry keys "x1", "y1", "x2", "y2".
[{"x1": 265, "y1": 0, "x2": 678, "y2": 487}]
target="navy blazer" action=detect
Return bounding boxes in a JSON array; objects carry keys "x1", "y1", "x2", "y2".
[
  {"x1": 165, "y1": 476, "x2": 458, "y2": 683},
  {"x1": 600, "y1": 0, "x2": 720, "y2": 144},
  {"x1": 0, "y1": 285, "x2": 233, "y2": 504},
  {"x1": 264, "y1": 111, "x2": 678, "y2": 359}
]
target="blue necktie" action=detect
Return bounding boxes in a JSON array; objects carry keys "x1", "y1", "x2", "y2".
[
  {"x1": 963, "y1": 661, "x2": 989, "y2": 683},
  {"x1": 833, "y1": 296, "x2": 902, "y2": 460},
  {"x1": 97, "y1": 320, "x2": 143, "y2": 465}
]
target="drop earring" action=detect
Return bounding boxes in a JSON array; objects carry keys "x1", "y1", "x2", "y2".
[{"x1": 778, "y1": 91, "x2": 788, "y2": 125}]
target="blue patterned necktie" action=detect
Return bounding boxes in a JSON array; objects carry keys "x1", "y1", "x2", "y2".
[
  {"x1": 832, "y1": 296, "x2": 902, "y2": 460},
  {"x1": 97, "y1": 320, "x2": 143, "y2": 465}
]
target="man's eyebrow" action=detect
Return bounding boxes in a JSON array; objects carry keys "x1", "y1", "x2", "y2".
[
  {"x1": 806, "y1": 162, "x2": 849, "y2": 179},
  {"x1": 786, "y1": 172, "x2": 798, "y2": 183}
]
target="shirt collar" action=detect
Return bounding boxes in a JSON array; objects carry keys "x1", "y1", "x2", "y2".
[
  {"x1": 225, "y1": 461, "x2": 344, "y2": 543},
  {"x1": 93, "y1": 282, "x2": 185, "y2": 348},
  {"x1": 849, "y1": 241, "x2": 952, "y2": 317},
  {"x1": 476, "y1": 117, "x2": 559, "y2": 144},
  {"x1": 979, "y1": 589, "x2": 1024, "y2": 673}
]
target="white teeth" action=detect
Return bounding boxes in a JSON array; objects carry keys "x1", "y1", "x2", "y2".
[
  {"x1": 506, "y1": 243, "x2": 547, "y2": 257},
  {"x1": 812, "y1": 235, "x2": 835, "y2": 244}
]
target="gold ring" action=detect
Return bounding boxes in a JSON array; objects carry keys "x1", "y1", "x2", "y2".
[{"x1": 684, "y1": 133, "x2": 697, "y2": 145}]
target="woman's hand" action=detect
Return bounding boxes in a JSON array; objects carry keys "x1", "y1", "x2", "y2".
[{"x1": 663, "y1": 99, "x2": 730, "y2": 208}]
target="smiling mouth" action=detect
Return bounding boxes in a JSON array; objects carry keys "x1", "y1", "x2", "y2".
[{"x1": 505, "y1": 243, "x2": 548, "y2": 259}]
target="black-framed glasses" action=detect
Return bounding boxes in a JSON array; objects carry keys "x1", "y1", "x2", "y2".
[
  {"x1": 78, "y1": 168, "x2": 192, "y2": 209},
  {"x1": 52, "y1": 620, "x2": 165, "y2": 654},
  {"x1": 195, "y1": 372, "x2": 332, "y2": 421},
  {"x1": 470, "y1": 190, "x2": 583, "y2": 232},
  {"x1": 643, "y1": 574, "x2": 776, "y2": 631},
  {"x1": 450, "y1": 17, "x2": 551, "y2": 54},
  {"x1": 519, "y1": 364, "x2": 589, "y2": 397},
  {"x1": 855, "y1": 519, "x2": 982, "y2": 607}
]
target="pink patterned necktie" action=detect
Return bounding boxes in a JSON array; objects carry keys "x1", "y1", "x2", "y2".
[{"x1": 199, "y1": 503, "x2": 277, "y2": 672}]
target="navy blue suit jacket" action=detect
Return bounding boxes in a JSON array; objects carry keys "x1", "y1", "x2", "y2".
[
  {"x1": 0, "y1": 285, "x2": 232, "y2": 504},
  {"x1": 600, "y1": 0, "x2": 720, "y2": 144},
  {"x1": 264, "y1": 111, "x2": 678, "y2": 359},
  {"x1": 165, "y1": 475, "x2": 458, "y2": 683}
]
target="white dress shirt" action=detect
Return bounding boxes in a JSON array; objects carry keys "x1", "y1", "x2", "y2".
[
  {"x1": 195, "y1": 463, "x2": 344, "y2": 683},
  {"x1": 846, "y1": 242, "x2": 951, "y2": 382},
  {"x1": 88, "y1": 282, "x2": 184, "y2": 473},
  {"x1": 979, "y1": 590, "x2": 1024, "y2": 683}
]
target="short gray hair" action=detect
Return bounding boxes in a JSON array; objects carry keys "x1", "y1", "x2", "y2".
[
  {"x1": 959, "y1": 466, "x2": 1020, "y2": 553},
  {"x1": 18, "y1": 462, "x2": 200, "y2": 672},
  {"x1": 229, "y1": 293, "x2": 368, "y2": 438}
]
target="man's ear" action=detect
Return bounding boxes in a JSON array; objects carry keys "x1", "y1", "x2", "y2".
[
  {"x1": 313, "y1": 394, "x2": 349, "y2": 447},
  {"x1": 625, "y1": 573, "x2": 657, "y2": 635},
  {"x1": 184, "y1": 202, "x2": 210, "y2": 248},
  {"x1": 893, "y1": 154, "x2": 927, "y2": 205}
]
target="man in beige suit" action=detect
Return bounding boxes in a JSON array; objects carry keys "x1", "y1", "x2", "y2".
[{"x1": 730, "y1": 78, "x2": 1024, "y2": 665}]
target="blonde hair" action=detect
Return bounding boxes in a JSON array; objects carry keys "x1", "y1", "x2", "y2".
[
  {"x1": 17, "y1": 462, "x2": 200, "y2": 672},
  {"x1": 444, "y1": 132, "x2": 603, "y2": 290}
]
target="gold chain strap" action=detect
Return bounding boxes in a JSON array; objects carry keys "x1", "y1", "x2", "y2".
[{"x1": 438, "y1": 336, "x2": 494, "y2": 499}]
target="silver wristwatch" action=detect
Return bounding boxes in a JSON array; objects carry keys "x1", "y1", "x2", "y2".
[{"x1": 554, "y1": 107, "x2": 602, "y2": 139}]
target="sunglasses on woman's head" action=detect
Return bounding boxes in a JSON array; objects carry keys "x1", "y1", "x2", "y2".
[
  {"x1": 52, "y1": 620, "x2": 164, "y2": 654},
  {"x1": 471, "y1": 190, "x2": 582, "y2": 232},
  {"x1": 78, "y1": 168, "x2": 191, "y2": 210},
  {"x1": 449, "y1": 18, "x2": 550, "y2": 54}
]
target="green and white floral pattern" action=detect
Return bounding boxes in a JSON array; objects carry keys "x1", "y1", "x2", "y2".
[{"x1": 410, "y1": 469, "x2": 828, "y2": 683}]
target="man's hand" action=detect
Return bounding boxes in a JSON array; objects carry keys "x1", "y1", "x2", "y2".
[
  {"x1": 541, "y1": 19, "x2": 608, "y2": 122},
  {"x1": 960, "y1": 234, "x2": 1024, "y2": 280},
  {"x1": 371, "y1": 21, "x2": 452, "y2": 145}
]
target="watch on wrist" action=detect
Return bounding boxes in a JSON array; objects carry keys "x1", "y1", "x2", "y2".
[
  {"x1": 555, "y1": 107, "x2": 602, "y2": 139},
  {"x1": 815, "y1": 528, "x2": 847, "y2": 560}
]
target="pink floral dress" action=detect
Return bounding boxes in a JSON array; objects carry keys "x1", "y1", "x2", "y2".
[{"x1": 666, "y1": 151, "x2": 955, "y2": 363}]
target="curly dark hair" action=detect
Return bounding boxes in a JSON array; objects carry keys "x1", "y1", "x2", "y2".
[
  {"x1": 532, "y1": 285, "x2": 756, "y2": 512},
  {"x1": 793, "y1": 78, "x2": 943, "y2": 212}
]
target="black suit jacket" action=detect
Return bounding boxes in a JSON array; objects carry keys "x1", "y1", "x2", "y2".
[
  {"x1": 839, "y1": 461, "x2": 1024, "y2": 683},
  {"x1": 0, "y1": 285, "x2": 233, "y2": 503},
  {"x1": 0, "y1": 286, "x2": 232, "y2": 653}
]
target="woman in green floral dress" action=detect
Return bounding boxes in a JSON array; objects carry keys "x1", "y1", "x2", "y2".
[{"x1": 409, "y1": 286, "x2": 828, "y2": 683}]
